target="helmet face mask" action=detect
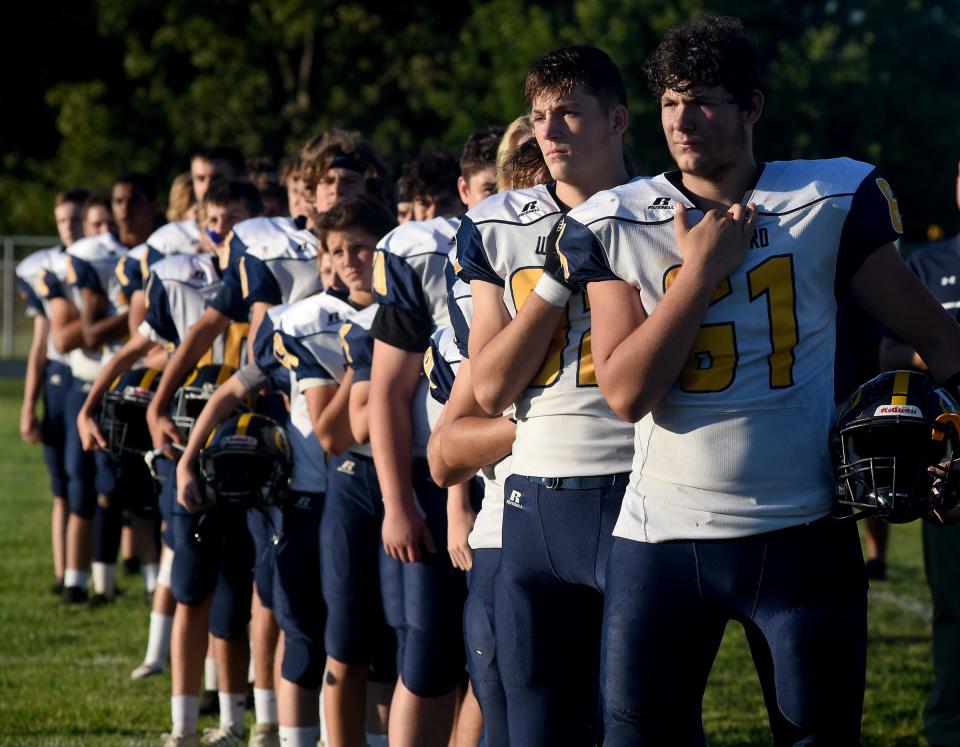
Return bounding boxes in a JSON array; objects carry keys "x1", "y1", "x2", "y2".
[
  {"x1": 835, "y1": 372, "x2": 960, "y2": 524},
  {"x1": 99, "y1": 369, "x2": 161, "y2": 458},
  {"x1": 170, "y1": 365, "x2": 239, "y2": 440},
  {"x1": 199, "y1": 413, "x2": 292, "y2": 511}
]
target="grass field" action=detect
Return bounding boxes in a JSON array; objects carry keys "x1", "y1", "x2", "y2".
[{"x1": 0, "y1": 376, "x2": 938, "y2": 745}]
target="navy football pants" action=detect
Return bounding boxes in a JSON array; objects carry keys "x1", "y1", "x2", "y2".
[
  {"x1": 601, "y1": 517, "x2": 867, "y2": 746},
  {"x1": 495, "y1": 474, "x2": 625, "y2": 747}
]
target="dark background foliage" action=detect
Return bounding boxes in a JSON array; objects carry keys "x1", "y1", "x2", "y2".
[{"x1": 3, "y1": 0, "x2": 958, "y2": 241}]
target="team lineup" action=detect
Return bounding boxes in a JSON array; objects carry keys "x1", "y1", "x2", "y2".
[{"x1": 14, "y1": 15, "x2": 960, "y2": 747}]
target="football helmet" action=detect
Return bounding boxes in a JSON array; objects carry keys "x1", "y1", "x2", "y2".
[
  {"x1": 170, "y1": 364, "x2": 237, "y2": 440},
  {"x1": 199, "y1": 413, "x2": 292, "y2": 509},
  {"x1": 834, "y1": 370, "x2": 960, "y2": 523},
  {"x1": 100, "y1": 368, "x2": 162, "y2": 457}
]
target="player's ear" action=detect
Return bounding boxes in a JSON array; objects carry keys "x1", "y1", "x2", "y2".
[
  {"x1": 743, "y1": 90, "x2": 764, "y2": 125},
  {"x1": 609, "y1": 104, "x2": 629, "y2": 137},
  {"x1": 457, "y1": 176, "x2": 470, "y2": 206}
]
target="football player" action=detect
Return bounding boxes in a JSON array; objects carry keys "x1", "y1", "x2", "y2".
[
  {"x1": 879, "y1": 160, "x2": 960, "y2": 746},
  {"x1": 550, "y1": 16, "x2": 960, "y2": 744},
  {"x1": 425, "y1": 137, "x2": 550, "y2": 746},
  {"x1": 62, "y1": 193, "x2": 129, "y2": 605},
  {"x1": 16, "y1": 188, "x2": 88, "y2": 594},
  {"x1": 111, "y1": 172, "x2": 159, "y2": 249},
  {"x1": 190, "y1": 145, "x2": 245, "y2": 202},
  {"x1": 368, "y1": 135, "x2": 498, "y2": 746},
  {"x1": 454, "y1": 46, "x2": 634, "y2": 745}
]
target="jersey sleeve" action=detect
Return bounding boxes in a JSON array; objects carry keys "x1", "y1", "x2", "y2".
[
  {"x1": 273, "y1": 330, "x2": 338, "y2": 390},
  {"x1": 446, "y1": 265, "x2": 472, "y2": 358},
  {"x1": 250, "y1": 312, "x2": 289, "y2": 395},
  {"x1": 38, "y1": 269, "x2": 66, "y2": 301},
  {"x1": 339, "y1": 322, "x2": 374, "y2": 383},
  {"x1": 114, "y1": 255, "x2": 143, "y2": 308},
  {"x1": 370, "y1": 250, "x2": 433, "y2": 352},
  {"x1": 240, "y1": 254, "x2": 283, "y2": 307},
  {"x1": 423, "y1": 338, "x2": 457, "y2": 405},
  {"x1": 17, "y1": 278, "x2": 45, "y2": 318},
  {"x1": 208, "y1": 263, "x2": 248, "y2": 321},
  {"x1": 66, "y1": 255, "x2": 105, "y2": 294},
  {"x1": 555, "y1": 215, "x2": 619, "y2": 285},
  {"x1": 835, "y1": 168, "x2": 904, "y2": 293},
  {"x1": 454, "y1": 215, "x2": 503, "y2": 286},
  {"x1": 139, "y1": 274, "x2": 180, "y2": 345}
]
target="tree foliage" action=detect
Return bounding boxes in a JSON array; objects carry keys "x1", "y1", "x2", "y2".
[{"x1": 3, "y1": 0, "x2": 959, "y2": 239}]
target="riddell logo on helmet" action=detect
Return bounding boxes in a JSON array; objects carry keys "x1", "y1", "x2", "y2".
[
  {"x1": 874, "y1": 405, "x2": 923, "y2": 417},
  {"x1": 223, "y1": 435, "x2": 258, "y2": 447}
]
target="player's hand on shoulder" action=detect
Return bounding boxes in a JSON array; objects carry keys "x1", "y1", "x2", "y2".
[
  {"x1": 382, "y1": 504, "x2": 436, "y2": 563},
  {"x1": 676, "y1": 202, "x2": 758, "y2": 284}
]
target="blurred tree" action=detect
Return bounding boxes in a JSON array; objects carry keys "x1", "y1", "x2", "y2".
[{"x1": 1, "y1": 0, "x2": 958, "y2": 241}]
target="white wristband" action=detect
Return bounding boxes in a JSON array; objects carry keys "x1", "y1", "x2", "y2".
[{"x1": 532, "y1": 274, "x2": 573, "y2": 308}]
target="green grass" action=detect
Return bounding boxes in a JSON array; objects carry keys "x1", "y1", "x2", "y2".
[{"x1": 0, "y1": 377, "x2": 937, "y2": 744}]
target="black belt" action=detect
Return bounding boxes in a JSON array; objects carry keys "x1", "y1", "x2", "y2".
[{"x1": 525, "y1": 472, "x2": 631, "y2": 491}]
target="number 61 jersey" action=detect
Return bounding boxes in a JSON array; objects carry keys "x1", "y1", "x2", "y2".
[{"x1": 558, "y1": 158, "x2": 903, "y2": 541}]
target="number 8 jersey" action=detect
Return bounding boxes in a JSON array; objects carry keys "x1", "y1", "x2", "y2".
[
  {"x1": 456, "y1": 183, "x2": 634, "y2": 478},
  {"x1": 558, "y1": 158, "x2": 903, "y2": 541}
]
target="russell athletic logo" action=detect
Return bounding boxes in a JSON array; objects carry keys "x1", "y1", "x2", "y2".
[
  {"x1": 337, "y1": 459, "x2": 357, "y2": 475},
  {"x1": 519, "y1": 201, "x2": 540, "y2": 217},
  {"x1": 648, "y1": 197, "x2": 672, "y2": 210},
  {"x1": 506, "y1": 490, "x2": 523, "y2": 509}
]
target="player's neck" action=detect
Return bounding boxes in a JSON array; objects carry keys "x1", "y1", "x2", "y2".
[
  {"x1": 555, "y1": 153, "x2": 629, "y2": 209},
  {"x1": 349, "y1": 289, "x2": 374, "y2": 307},
  {"x1": 680, "y1": 155, "x2": 759, "y2": 213}
]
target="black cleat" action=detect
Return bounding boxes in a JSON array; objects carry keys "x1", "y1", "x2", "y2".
[
  {"x1": 866, "y1": 559, "x2": 887, "y2": 581},
  {"x1": 123, "y1": 557, "x2": 141, "y2": 576},
  {"x1": 198, "y1": 689, "x2": 219, "y2": 716},
  {"x1": 62, "y1": 586, "x2": 88, "y2": 604},
  {"x1": 50, "y1": 579, "x2": 64, "y2": 596},
  {"x1": 88, "y1": 592, "x2": 115, "y2": 609}
]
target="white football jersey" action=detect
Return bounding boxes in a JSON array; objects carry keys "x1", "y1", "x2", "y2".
[
  {"x1": 15, "y1": 247, "x2": 66, "y2": 363},
  {"x1": 65, "y1": 233, "x2": 128, "y2": 380},
  {"x1": 235, "y1": 216, "x2": 322, "y2": 308},
  {"x1": 425, "y1": 323, "x2": 510, "y2": 550},
  {"x1": 371, "y1": 216, "x2": 459, "y2": 349},
  {"x1": 559, "y1": 158, "x2": 904, "y2": 541},
  {"x1": 455, "y1": 184, "x2": 634, "y2": 478},
  {"x1": 273, "y1": 293, "x2": 365, "y2": 491},
  {"x1": 114, "y1": 219, "x2": 201, "y2": 308},
  {"x1": 139, "y1": 253, "x2": 248, "y2": 368}
]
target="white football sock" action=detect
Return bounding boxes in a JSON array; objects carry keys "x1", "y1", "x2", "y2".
[
  {"x1": 278, "y1": 725, "x2": 318, "y2": 746},
  {"x1": 91, "y1": 562, "x2": 116, "y2": 596},
  {"x1": 157, "y1": 550, "x2": 173, "y2": 588},
  {"x1": 143, "y1": 611, "x2": 173, "y2": 665},
  {"x1": 171, "y1": 694, "x2": 199, "y2": 736},
  {"x1": 63, "y1": 568, "x2": 89, "y2": 589},
  {"x1": 253, "y1": 687, "x2": 277, "y2": 725},
  {"x1": 203, "y1": 657, "x2": 219, "y2": 692},
  {"x1": 218, "y1": 691, "x2": 247, "y2": 735},
  {"x1": 142, "y1": 562, "x2": 159, "y2": 594}
]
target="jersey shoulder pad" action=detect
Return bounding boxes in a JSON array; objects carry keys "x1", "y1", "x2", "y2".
[
  {"x1": 235, "y1": 216, "x2": 318, "y2": 260},
  {"x1": 146, "y1": 220, "x2": 200, "y2": 255},
  {"x1": 377, "y1": 217, "x2": 459, "y2": 259},
  {"x1": 277, "y1": 293, "x2": 356, "y2": 338},
  {"x1": 15, "y1": 247, "x2": 59, "y2": 282},
  {"x1": 67, "y1": 233, "x2": 126, "y2": 263},
  {"x1": 150, "y1": 252, "x2": 218, "y2": 286},
  {"x1": 567, "y1": 176, "x2": 680, "y2": 228},
  {"x1": 466, "y1": 184, "x2": 561, "y2": 227},
  {"x1": 753, "y1": 158, "x2": 877, "y2": 214}
]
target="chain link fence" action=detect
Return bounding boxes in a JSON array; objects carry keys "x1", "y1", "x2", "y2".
[{"x1": 1, "y1": 236, "x2": 59, "y2": 360}]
